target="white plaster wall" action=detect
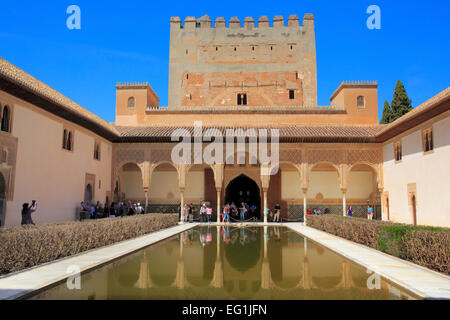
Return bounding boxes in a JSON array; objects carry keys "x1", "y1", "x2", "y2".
[
  {"x1": 307, "y1": 171, "x2": 341, "y2": 199},
  {"x1": 185, "y1": 171, "x2": 204, "y2": 200},
  {"x1": 148, "y1": 170, "x2": 204, "y2": 203},
  {"x1": 6, "y1": 101, "x2": 112, "y2": 226},
  {"x1": 347, "y1": 171, "x2": 374, "y2": 199},
  {"x1": 149, "y1": 171, "x2": 180, "y2": 203},
  {"x1": 281, "y1": 171, "x2": 302, "y2": 200},
  {"x1": 383, "y1": 116, "x2": 450, "y2": 227},
  {"x1": 120, "y1": 171, "x2": 144, "y2": 200}
]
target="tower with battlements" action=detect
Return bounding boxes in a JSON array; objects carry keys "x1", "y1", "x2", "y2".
[{"x1": 168, "y1": 14, "x2": 318, "y2": 108}]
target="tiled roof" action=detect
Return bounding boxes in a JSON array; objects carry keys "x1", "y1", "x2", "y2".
[
  {"x1": 114, "y1": 124, "x2": 384, "y2": 142},
  {"x1": 0, "y1": 57, "x2": 119, "y2": 137}
]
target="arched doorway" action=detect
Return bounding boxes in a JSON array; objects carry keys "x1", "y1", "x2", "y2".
[
  {"x1": 225, "y1": 175, "x2": 261, "y2": 220},
  {"x1": 84, "y1": 184, "x2": 93, "y2": 203},
  {"x1": 0, "y1": 172, "x2": 6, "y2": 227}
]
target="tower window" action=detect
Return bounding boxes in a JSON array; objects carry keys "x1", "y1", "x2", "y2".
[
  {"x1": 357, "y1": 96, "x2": 365, "y2": 108},
  {"x1": 128, "y1": 97, "x2": 135, "y2": 109},
  {"x1": 270, "y1": 46, "x2": 273, "y2": 51},
  {"x1": 423, "y1": 128, "x2": 434, "y2": 152},
  {"x1": 186, "y1": 49, "x2": 188, "y2": 55},
  {"x1": 237, "y1": 93, "x2": 247, "y2": 106},
  {"x1": 216, "y1": 47, "x2": 218, "y2": 51},
  {"x1": 289, "y1": 90, "x2": 295, "y2": 100},
  {"x1": 234, "y1": 47, "x2": 237, "y2": 52}
]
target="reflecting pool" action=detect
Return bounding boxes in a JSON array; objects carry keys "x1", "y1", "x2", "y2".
[{"x1": 29, "y1": 226, "x2": 418, "y2": 300}]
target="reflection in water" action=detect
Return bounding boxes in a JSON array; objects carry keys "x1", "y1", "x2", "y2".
[{"x1": 29, "y1": 226, "x2": 418, "y2": 300}]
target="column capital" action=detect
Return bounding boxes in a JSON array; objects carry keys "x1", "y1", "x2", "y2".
[
  {"x1": 302, "y1": 187, "x2": 308, "y2": 195},
  {"x1": 341, "y1": 188, "x2": 347, "y2": 194}
]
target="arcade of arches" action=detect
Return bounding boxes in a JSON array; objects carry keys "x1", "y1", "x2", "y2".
[{"x1": 112, "y1": 143, "x2": 383, "y2": 221}]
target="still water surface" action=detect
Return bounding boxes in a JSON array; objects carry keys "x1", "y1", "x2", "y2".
[{"x1": 30, "y1": 226, "x2": 418, "y2": 300}]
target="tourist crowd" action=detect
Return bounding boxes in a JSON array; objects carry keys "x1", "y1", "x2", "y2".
[{"x1": 79, "y1": 200, "x2": 145, "y2": 220}]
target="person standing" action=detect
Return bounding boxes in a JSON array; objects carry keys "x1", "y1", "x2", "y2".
[
  {"x1": 206, "y1": 205, "x2": 213, "y2": 223},
  {"x1": 239, "y1": 203, "x2": 247, "y2": 221},
  {"x1": 183, "y1": 204, "x2": 189, "y2": 222},
  {"x1": 223, "y1": 204, "x2": 230, "y2": 223},
  {"x1": 21, "y1": 200, "x2": 38, "y2": 225},
  {"x1": 109, "y1": 202, "x2": 116, "y2": 218},
  {"x1": 200, "y1": 204, "x2": 207, "y2": 223},
  {"x1": 273, "y1": 202, "x2": 281, "y2": 222},
  {"x1": 347, "y1": 206, "x2": 353, "y2": 217},
  {"x1": 367, "y1": 205, "x2": 373, "y2": 220}
]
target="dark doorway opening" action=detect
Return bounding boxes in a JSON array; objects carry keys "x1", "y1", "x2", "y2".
[{"x1": 225, "y1": 175, "x2": 261, "y2": 220}]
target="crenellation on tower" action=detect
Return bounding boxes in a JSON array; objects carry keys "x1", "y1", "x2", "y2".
[
  {"x1": 244, "y1": 17, "x2": 255, "y2": 29},
  {"x1": 229, "y1": 17, "x2": 240, "y2": 28},
  {"x1": 273, "y1": 15, "x2": 284, "y2": 27},
  {"x1": 288, "y1": 15, "x2": 299, "y2": 26},
  {"x1": 169, "y1": 15, "x2": 315, "y2": 30},
  {"x1": 215, "y1": 17, "x2": 226, "y2": 28},
  {"x1": 168, "y1": 14, "x2": 318, "y2": 107}
]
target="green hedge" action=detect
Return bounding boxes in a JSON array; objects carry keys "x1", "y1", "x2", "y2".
[
  {"x1": 306, "y1": 215, "x2": 449, "y2": 275},
  {"x1": 0, "y1": 214, "x2": 178, "y2": 276}
]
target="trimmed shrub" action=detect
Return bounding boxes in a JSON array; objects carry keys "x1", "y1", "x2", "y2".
[
  {"x1": 0, "y1": 214, "x2": 178, "y2": 276},
  {"x1": 306, "y1": 215, "x2": 450, "y2": 275}
]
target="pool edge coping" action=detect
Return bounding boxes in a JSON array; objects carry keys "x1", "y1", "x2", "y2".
[
  {"x1": 1, "y1": 222, "x2": 448, "y2": 300},
  {"x1": 0, "y1": 223, "x2": 199, "y2": 300},
  {"x1": 284, "y1": 223, "x2": 450, "y2": 300}
]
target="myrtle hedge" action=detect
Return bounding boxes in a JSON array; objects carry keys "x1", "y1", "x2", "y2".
[
  {"x1": 0, "y1": 214, "x2": 178, "y2": 276},
  {"x1": 306, "y1": 215, "x2": 449, "y2": 275}
]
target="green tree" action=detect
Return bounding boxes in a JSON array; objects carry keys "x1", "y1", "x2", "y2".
[
  {"x1": 380, "y1": 100, "x2": 393, "y2": 124},
  {"x1": 391, "y1": 80, "x2": 413, "y2": 119}
]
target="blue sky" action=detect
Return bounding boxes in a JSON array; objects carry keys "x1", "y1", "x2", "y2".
[{"x1": 0, "y1": 0, "x2": 449, "y2": 123}]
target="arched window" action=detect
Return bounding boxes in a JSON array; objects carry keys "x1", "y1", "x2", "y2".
[
  {"x1": 62, "y1": 129, "x2": 68, "y2": 149},
  {"x1": 67, "y1": 131, "x2": 73, "y2": 151},
  {"x1": 357, "y1": 96, "x2": 365, "y2": 108},
  {"x1": 128, "y1": 97, "x2": 135, "y2": 109},
  {"x1": 94, "y1": 142, "x2": 101, "y2": 160},
  {"x1": 1, "y1": 106, "x2": 10, "y2": 132},
  {"x1": 237, "y1": 93, "x2": 247, "y2": 106}
]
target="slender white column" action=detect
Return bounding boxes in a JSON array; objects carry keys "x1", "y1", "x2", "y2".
[
  {"x1": 217, "y1": 189, "x2": 221, "y2": 224},
  {"x1": 302, "y1": 188, "x2": 308, "y2": 218},
  {"x1": 263, "y1": 190, "x2": 268, "y2": 224},
  {"x1": 180, "y1": 189, "x2": 185, "y2": 223},
  {"x1": 342, "y1": 190, "x2": 347, "y2": 216},
  {"x1": 144, "y1": 189, "x2": 149, "y2": 214}
]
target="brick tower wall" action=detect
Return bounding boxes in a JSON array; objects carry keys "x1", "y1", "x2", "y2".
[{"x1": 168, "y1": 14, "x2": 318, "y2": 108}]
